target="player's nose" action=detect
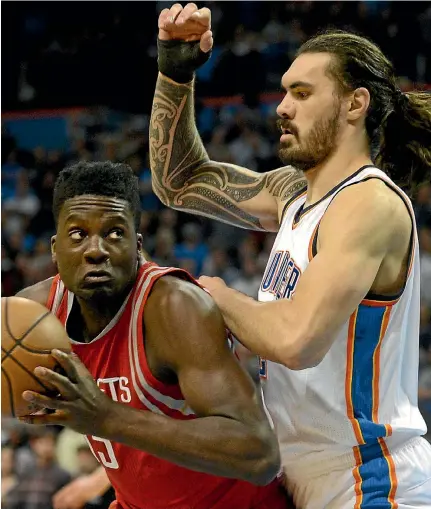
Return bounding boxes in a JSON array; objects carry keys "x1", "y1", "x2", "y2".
[
  {"x1": 83, "y1": 235, "x2": 109, "y2": 264},
  {"x1": 276, "y1": 94, "x2": 295, "y2": 119}
]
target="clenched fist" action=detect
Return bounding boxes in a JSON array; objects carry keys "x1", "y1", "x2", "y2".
[{"x1": 158, "y1": 3, "x2": 213, "y2": 53}]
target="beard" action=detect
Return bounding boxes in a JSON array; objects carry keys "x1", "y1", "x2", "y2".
[{"x1": 278, "y1": 99, "x2": 342, "y2": 172}]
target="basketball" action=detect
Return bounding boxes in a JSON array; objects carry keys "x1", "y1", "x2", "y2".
[{"x1": 1, "y1": 296, "x2": 71, "y2": 418}]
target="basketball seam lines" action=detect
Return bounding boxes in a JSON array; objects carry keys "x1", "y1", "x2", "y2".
[
  {"x1": 3, "y1": 298, "x2": 52, "y2": 358},
  {"x1": 1, "y1": 367, "x2": 16, "y2": 418},
  {"x1": 3, "y1": 344, "x2": 54, "y2": 355},
  {"x1": 5, "y1": 299, "x2": 52, "y2": 343},
  {"x1": 1, "y1": 346, "x2": 52, "y2": 393},
  {"x1": 1, "y1": 298, "x2": 61, "y2": 416}
]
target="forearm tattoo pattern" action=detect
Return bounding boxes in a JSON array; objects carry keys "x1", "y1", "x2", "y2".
[{"x1": 150, "y1": 74, "x2": 306, "y2": 230}]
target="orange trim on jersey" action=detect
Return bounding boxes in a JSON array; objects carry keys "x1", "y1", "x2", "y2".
[
  {"x1": 45, "y1": 274, "x2": 61, "y2": 310},
  {"x1": 371, "y1": 307, "x2": 392, "y2": 423},
  {"x1": 360, "y1": 297, "x2": 399, "y2": 307},
  {"x1": 352, "y1": 445, "x2": 364, "y2": 509},
  {"x1": 378, "y1": 437, "x2": 399, "y2": 508},
  {"x1": 285, "y1": 191, "x2": 307, "y2": 229},
  {"x1": 348, "y1": 303, "x2": 397, "y2": 508},
  {"x1": 345, "y1": 310, "x2": 366, "y2": 445},
  {"x1": 291, "y1": 199, "x2": 313, "y2": 229},
  {"x1": 281, "y1": 189, "x2": 307, "y2": 221},
  {"x1": 307, "y1": 221, "x2": 320, "y2": 261}
]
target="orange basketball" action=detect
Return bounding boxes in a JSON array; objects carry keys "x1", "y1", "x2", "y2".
[{"x1": 1, "y1": 296, "x2": 71, "y2": 418}]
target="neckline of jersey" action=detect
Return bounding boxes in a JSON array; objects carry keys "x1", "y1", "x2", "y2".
[
  {"x1": 67, "y1": 289, "x2": 133, "y2": 345},
  {"x1": 293, "y1": 164, "x2": 375, "y2": 225}
]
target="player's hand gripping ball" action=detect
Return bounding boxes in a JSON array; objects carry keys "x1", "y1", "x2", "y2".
[
  {"x1": 1, "y1": 297, "x2": 71, "y2": 418},
  {"x1": 18, "y1": 349, "x2": 113, "y2": 437}
]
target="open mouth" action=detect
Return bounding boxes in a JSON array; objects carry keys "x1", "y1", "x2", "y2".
[{"x1": 278, "y1": 121, "x2": 295, "y2": 137}]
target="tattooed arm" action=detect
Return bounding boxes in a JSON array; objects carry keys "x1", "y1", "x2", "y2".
[{"x1": 150, "y1": 73, "x2": 306, "y2": 232}]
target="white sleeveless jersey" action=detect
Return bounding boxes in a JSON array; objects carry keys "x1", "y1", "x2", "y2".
[{"x1": 258, "y1": 165, "x2": 427, "y2": 479}]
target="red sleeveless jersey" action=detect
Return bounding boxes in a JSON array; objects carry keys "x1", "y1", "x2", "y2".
[{"x1": 46, "y1": 263, "x2": 290, "y2": 509}]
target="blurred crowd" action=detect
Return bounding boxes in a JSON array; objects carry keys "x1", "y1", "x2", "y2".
[
  {"x1": 1, "y1": 422, "x2": 115, "y2": 509},
  {"x1": 2, "y1": 108, "x2": 431, "y2": 508},
  {"x1": 3, "y1": 1, "x2": 431, "y2": 112},
  {"x1": 2, "y1": 1, "x2": 431, "y2": 508}
]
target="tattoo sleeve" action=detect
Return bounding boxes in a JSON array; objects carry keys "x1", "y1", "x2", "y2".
[{"x1": 150, "y1": 73, "x2": 306, "y2": 231}]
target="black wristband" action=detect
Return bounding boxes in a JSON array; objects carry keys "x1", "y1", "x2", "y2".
[{"x1": 157, "y1": 38, "x2": 211, "y2": 84}]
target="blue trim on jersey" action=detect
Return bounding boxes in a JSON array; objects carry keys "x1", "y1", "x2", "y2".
[
  {"x1": 351, "y1": 304, "x2": 387, "y2": 442},
  {"x1": 357, "y1": 442, "x2": 393, "y2": 508},
  {"x1": 352, "y1": 304, "x2": 394, "y2": 507}
]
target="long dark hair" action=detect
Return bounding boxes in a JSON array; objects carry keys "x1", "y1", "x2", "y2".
[{"x1": 298, "y1": 30, "x2": 431, "y2": 194}]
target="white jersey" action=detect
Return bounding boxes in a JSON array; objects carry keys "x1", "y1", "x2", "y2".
[{"x1": 258, "y1": 165, "x2": 427, "y2": 480}]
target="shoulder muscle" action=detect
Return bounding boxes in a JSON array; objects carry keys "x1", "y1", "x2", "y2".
[
  {"x1": 15, "y1": 278, "x2": 55, "y2": 307},
  {"x1": 144, "y1": 276, "x2": 227, "y2": 368},
  {"x1": 144, "y1": 276, "x2": 265, "y2": 420},
  {"x1": 319, "y1": 179, "x2": 409, "y2": 254}
]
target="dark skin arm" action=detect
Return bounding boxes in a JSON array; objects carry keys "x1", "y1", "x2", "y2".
[{"x1": 18, "y1": 277, "x2": 280, "y2": 485}]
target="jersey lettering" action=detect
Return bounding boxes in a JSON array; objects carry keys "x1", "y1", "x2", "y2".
[
  {"x1": 86, "y1": 436, "x2": 119, "y2": 469},
  {"x1": 260, "y1": 250, "x2": 301, "y2": 299},
  {"x1": 89, "y1": 376, "x2": 129, "y2": 469},
  {"x1": 97, "y1": 376, "x2": 131, "y2": 403}
]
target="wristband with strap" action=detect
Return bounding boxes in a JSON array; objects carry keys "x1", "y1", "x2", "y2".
[{"x1": 157, "y1": 38, "x2": 212, "y2": 84}]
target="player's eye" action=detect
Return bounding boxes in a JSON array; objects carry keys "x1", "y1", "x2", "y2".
[
  {"x1": 295, "y1": 91, "x2": 309, "y2": 99},
  {"x1": 69, "y1": 229, "x2": 86, "y2": 241},
  {"x1": 107, "y1": 228, "x2": 124, "y2": 240}
]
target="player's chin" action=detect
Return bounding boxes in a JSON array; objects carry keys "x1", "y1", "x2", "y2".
[
  {"x1": 278, "y1": 147, "x2": 297, "y2": 165},
  {"x1": 77, "y1": 281, "x2": 116, "y2": 300}
]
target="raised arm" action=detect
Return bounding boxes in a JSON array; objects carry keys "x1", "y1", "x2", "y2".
[{"x1": 149, "y1": 4, "x2": 305, "y2": 232}]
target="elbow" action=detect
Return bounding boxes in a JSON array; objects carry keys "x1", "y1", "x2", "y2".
[
  {"x1": 277, "y1": 331, "x2": 324, "y2": 371},
  {"x1": 252, "y1": 455, "x2": 281, "y2": 486},
  {"x1": 245, "y1": 432, "x2": 281, "y2": 486},
  {"x1": 150, "y1": 181, "x2": 168, "y2": 206}
]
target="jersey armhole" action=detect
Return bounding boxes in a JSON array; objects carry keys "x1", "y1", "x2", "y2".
[
  {"x1": 307, "y1": 176, "x2": 415, "y2": 303},
  {"x1": 45, "y1": 274, "x2": 61, "y2": 310},
  {"x1": 136, "y1": 266, "x2": 200, "y2": 400}
]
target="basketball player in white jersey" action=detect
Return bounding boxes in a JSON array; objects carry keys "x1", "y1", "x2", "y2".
[{"x1": 150, "y1": 3, "x2": 431, "y2": 508}]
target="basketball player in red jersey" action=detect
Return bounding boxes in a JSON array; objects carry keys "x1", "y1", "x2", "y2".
[{"x1": 15, "y1": 161, "x2": 291, "y2": 509}]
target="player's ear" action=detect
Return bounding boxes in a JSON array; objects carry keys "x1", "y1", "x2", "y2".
[
  {"x1": 137, "y1": 234, "x2": 146, "y2": 267},
  {"x1": 347, "y1": 87, "x2": 370, "y2": 121},
  {"x1": 51, "y1": 235, "x2": 57, "y2": 264},
  {"x1": 137, "y1": 233, "x2": 143, "y2": 254}
]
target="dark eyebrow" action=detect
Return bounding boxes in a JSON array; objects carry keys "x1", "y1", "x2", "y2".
[{"x1": 281, "y1": 81, "x2": 314, "y2": 91}]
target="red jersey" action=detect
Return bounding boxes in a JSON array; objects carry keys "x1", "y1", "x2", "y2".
[{"x1": 46, "y1": 263, "x2": 290, "y2": 509}]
